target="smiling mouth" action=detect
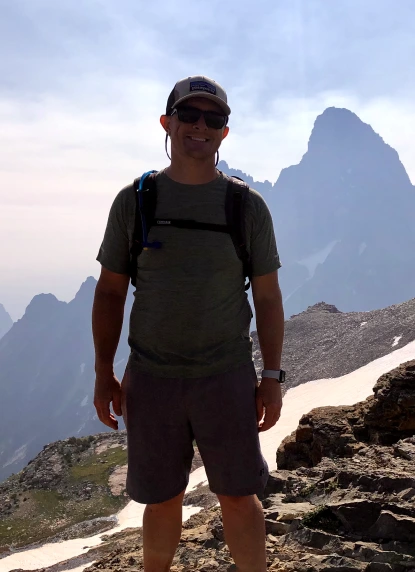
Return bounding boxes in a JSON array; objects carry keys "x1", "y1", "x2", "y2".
[{"x1": 187, "y1": 136, "x2": 208, "y2": 142}]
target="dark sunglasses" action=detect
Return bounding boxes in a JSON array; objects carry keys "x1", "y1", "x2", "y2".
[{"x1": 171, "y1": 105, "x2": 228, "y2": 129}]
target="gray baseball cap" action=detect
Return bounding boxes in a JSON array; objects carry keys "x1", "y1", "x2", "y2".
[{"x1": 166, "y1": 75, "x2": 231, "y2": 116}]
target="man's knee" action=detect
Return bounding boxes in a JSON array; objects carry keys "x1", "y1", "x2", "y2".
[
  {"x1": 216, "y1": 493, "x2": 259, "y2": 511},
  {"x1": 146, "y1": 489, "x2": 186, "y2": 512}
]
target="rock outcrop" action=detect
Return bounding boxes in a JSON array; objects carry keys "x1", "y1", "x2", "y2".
[{"x1": 277, "y1": 360, "x2": 415, "y2": 468}]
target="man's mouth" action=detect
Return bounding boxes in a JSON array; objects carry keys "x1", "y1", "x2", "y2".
[{"x1": 187, "y1": 136, "x2": 208, "y2": 142}]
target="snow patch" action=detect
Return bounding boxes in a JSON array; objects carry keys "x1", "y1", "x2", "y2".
[
  {"x1": 259, "y1": 338, "x2": 415, "y2": 473},
  {"x1": 80, "y1": 363, "x2": 85, "y2": 375},
  {"x1": 77, "y1": 422, "x2": 86, "y2": 434},
  {"x1": 392, "y1": 335, "x2": 402, "y2": 347},
  {"x1": 283, "y1": 283, "x2": 303, "y2": 305},
  {"x1": 358, "y1": 242, "x2": 367, "y2": 256},
  {"x1": 80, "y1": 395, "x2": 88, "y2": 407},
  {"x1": 3, "y1": 443, "x2": 28, "y2": 468},
  {"x1": 297, "y1": 240, "x2": 339, "y2": 279}
]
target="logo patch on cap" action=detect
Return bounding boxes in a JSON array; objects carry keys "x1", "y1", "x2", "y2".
[{"x1": 190, "y1": 81, "x2": 217, "y2": 95}]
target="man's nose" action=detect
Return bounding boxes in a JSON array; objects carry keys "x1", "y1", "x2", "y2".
[{"x1": 193, "y1": 113, "x2": 208, "y2": 129}]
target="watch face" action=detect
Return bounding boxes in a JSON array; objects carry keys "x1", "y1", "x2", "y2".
[{"x1": 280, "y1": 370, "x2": 286, "y2": 383}]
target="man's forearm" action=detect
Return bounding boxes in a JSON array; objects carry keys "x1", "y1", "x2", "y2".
[
  {"x1": 92, "y1": 290, "x2": 126, "y2": 374},
  {"x1": 254, "y1": 289, "x2": 284, "y2": 370}
]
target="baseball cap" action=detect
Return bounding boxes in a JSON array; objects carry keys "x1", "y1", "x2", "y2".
[{"x1": 166, "y1": 75, "x2": 231, "y2": 116}]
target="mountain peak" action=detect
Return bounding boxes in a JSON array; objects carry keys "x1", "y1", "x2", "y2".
[
  {"x1": 291, "y1": 302, "x2": 342, "y2": 318},
  {"x1": 307, "y1": 106, "x2": 383, "y2": 155},
  {"x1": 306, "y1": 302, "x2": 342, "y2": 314},
  {"x1": 71, "y1": 276, "x2": 97, "y2": 305},
  {"x1": 76, "y1": 276, "x2": 97, "y2": 294},
  {"x1": 21, "y1": 293, "x2": 65, "y2": 323}
]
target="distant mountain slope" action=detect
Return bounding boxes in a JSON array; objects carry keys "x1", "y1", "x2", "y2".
[
  {"x1": 253, "y1": 298, "x2": 415, "y2": 391},
  {"x1": 221, "y1": 107, "x2": 415, "y2": 318},
  {"x1": 0, "y1": 277, "x2": 133, "y2": 482},
  {"x1": 0, "y1": 304, "x2": 12, "y2": 340},
  {"x1": 217, "y1": 160, "x2": 273, "y2": 196}
]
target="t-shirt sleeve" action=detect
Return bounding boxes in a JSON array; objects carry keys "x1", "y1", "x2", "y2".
[
  {"x1": 96, "y1": 185, "x2": 134, "y2": 274},
  {"x1": 246, "y1": 188, "x2": 282, "y2": 277}
]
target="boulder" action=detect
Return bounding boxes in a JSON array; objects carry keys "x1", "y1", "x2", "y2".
[{"x1": 277, "y1": 360, "x2": 415, "y2": 469}]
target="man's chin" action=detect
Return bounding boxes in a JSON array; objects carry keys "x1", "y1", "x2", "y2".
[{"x1": 183, "y1": 149, "x2": 218, "y2": 162}]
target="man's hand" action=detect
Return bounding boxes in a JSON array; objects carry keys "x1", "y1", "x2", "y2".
[
  {"x1": 255, "y1": 377, "x2": 283, "y2": 432},
  {"x1": 93, "y1": 371, "x2": 123, "y2": 430}
]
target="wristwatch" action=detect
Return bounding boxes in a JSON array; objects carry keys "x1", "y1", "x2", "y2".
[{"x1": 261, "y1": 369, "x2": 286, "y2": 383}]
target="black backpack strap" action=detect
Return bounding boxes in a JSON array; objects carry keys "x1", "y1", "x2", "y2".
[
  {"x1": 225, "y1": 177, "x2": 252, "y2": 291},
  {"x1": 153, "y1": 219, "x2": 229, "y2": 233},
  {"x1": 130, "y1": 171, "x2": 159, "y2": 287}
]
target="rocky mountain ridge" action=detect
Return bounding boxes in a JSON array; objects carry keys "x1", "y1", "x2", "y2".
[
  {"x1": 0, "y1": 277, "x2": 133, "y2": 482},
  {"x1": 252, "y1": 298, "x2": 415, "y2": 392},
  {"x1": 222, "y1": 106, "x2": 415, "y2": 318},
  {"x1": 0, "y1": 303, "x2": 12, "y2": 340},
  {"x1": 4, "y1": 359, "x2": 414, "y2": 571}
]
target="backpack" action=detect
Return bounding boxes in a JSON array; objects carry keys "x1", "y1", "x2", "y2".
[{"x1": 129, "y1": 170, "x2": 252, "y2": 290}]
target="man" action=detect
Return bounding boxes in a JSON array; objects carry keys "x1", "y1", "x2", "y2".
[{"x1": 93, "y1": 75, "x2": 284, "y2": 572}]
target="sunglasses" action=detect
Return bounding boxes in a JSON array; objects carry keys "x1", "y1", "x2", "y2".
[{"x1": 171, "y1": 105, "x2": 228, "y2": 129}]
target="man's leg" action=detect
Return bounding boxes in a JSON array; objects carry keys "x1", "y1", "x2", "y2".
[
  {"x1": 217, "y1": 493, "x2": 267, "y2": 572},
  {"x1": 142, "y1": 489, "x2": 186, "y2": 572}
]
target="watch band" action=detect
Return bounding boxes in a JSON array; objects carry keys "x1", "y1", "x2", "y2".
[{"x1": 261, "y1": 369, "x2": 286, "y2": 383}]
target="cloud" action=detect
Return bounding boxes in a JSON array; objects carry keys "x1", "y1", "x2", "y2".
[{"x1": 2, "y1": 0, "x2": 415, "y2": 101}]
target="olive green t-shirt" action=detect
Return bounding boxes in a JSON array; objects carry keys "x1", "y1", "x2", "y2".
[{"x1": 97, "y1": 170, "x2": 281, "y2": 378}]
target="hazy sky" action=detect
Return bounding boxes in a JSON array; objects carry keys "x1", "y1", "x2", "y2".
[{"x1": 1, "y1": 0, "x2": 415, "y2": 320}]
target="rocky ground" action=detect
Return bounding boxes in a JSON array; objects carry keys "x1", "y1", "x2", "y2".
[
  {"x1": 252, "y1": 298, "x2": 415, "y2": 392},
  {"x1": 0, "y1": 430, "x2": 203, "y2": 552},
  {"x1": 6, "y1": 360, "x2": 414, "y2": 572}
]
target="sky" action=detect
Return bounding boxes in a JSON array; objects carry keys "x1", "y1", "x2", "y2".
[{"x1": 1, "y1": 0, "x2": 415, "y2": 320}]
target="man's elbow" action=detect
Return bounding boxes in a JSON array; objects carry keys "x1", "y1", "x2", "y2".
[{"x1": 95, "y1": 267, "x2": 130, "y2": 299}]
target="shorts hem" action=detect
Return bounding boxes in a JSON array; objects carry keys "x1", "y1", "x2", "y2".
[
  {"x1": 209, "y1": 484, "x2": 267, "y2": 498},
  {"x1": 126, "y1": 479, "x2": 189, "y2": 505}
]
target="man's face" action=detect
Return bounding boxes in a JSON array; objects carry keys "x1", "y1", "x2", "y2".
[{"x1": 161, "y1": 97, "x2": 229, "y2": 162}]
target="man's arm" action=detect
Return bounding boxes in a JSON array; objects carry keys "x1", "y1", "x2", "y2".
[
  {"x1": 252, "y1": 270, "x2": 285, "y2": 432},
  {"x1": 92, "y1": 266, "x2": 130, "y2": 430},
  {"x1": 252, "y1": 270, "x2": 284, "y2": 370}
]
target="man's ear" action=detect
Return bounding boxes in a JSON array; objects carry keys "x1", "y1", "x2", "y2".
[
  {"x1": 160, "y1": 115, "x2": 170, "y2": 132},
  {"x1": 222, "y1": 125, "x2": 230, "y2": 140}
]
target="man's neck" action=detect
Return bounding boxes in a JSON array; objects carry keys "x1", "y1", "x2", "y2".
[{"x1": 165, "y1": 158, "x2": 218, "y2": 185}]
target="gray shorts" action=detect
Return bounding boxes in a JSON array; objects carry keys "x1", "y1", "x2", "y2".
[{"x1": 121, "y1": 362, "x2": 269, "y2": 504}]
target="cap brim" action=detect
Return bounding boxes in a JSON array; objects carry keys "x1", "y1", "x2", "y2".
[{"x1": 172, "y1": 93, "x2": 231, "y2": 116}]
